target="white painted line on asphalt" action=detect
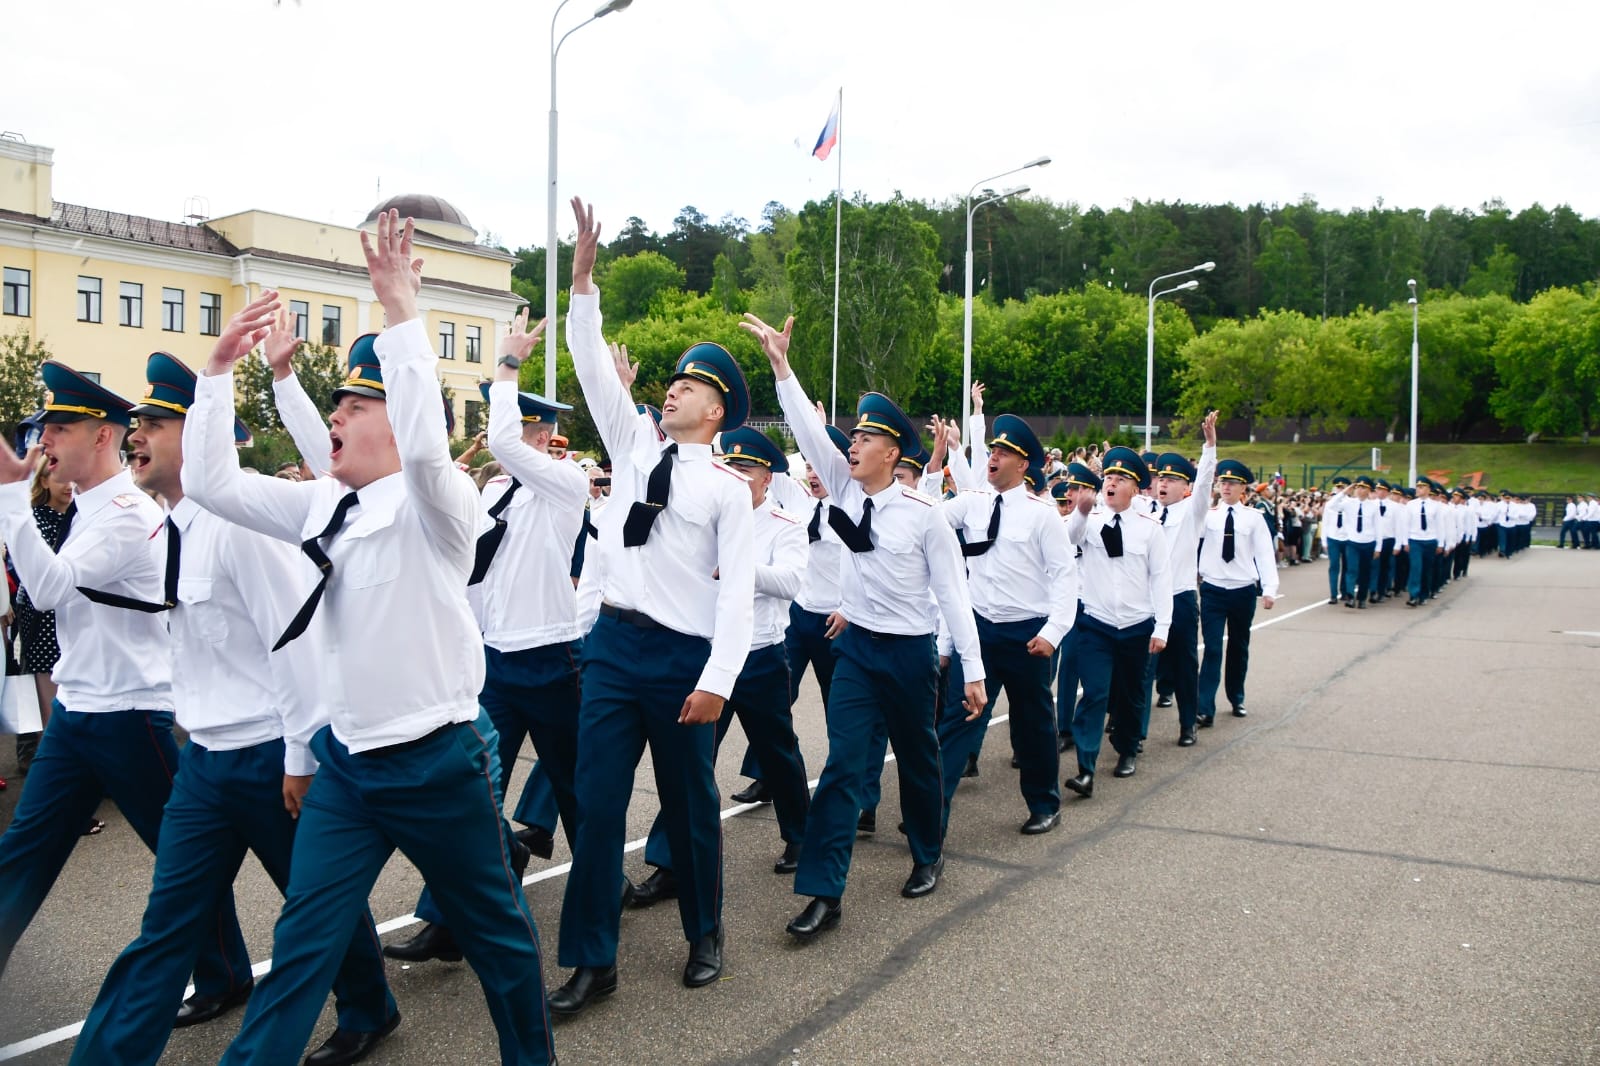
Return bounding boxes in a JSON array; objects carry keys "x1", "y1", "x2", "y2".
[
  {"x1": 1559, "y1": 630, "x2": 1600, "y2": 638},
  {"x1": 0, "y1": 594, "x2": 1327, "y2": 1062}
]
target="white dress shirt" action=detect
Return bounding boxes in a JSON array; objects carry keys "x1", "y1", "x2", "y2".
[
  {"x1": 273, "y1": 371, "x2": 333, "y2": 477},
  {"x1": 750, "y1": 497, "x2": 808, "y2": 649},
  {"x1": 0, "y1": 469, "x2": 174, "y2": 713},
  {"x1": 1322, "y1": 490, "x2": 1350, "y2": 543},
  {"x1": 168, "y1": 496, "x2": 325, "y2": 775},
  {"x1": 1404, "y1": 496, "x2": 1441, "y2": 541},
  {"x1": 942, "y1": 483, "x2": 1077, "y2": 648},
  {"x1": 183, "y1": 317, "x2": 485, "y2": 753},
  {"x1": 1065, "y1": 503, "x2": 1173, "y2": 641},
  {"x1": 567, "y1": 291, "x2": 755, "y2": 698},
  {"x1": 1376, "y1": 494, "x2": 1405, "y2": 542},
  {"x1": 1344, "y1": 497, "x2": 1380, "y2": 546},
  {"x1": 793, "y1": 496, "x2": 844, "y2": 615},
  {"x1": 1155, "y1": 445, "x2": 1217, "y2": 594},
  {"x1": 478, "y1": 379, "x2": 589, "y2": 653},
  {"x1": 1198, "y1": 502, "x2": 1280, "y2": 598},
  {"x1": 775, "y1": 373, "x2": 984, "y2": 682}
]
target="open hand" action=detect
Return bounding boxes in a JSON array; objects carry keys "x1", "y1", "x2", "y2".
[
  {"x1": 738, "y1": 313, "x2": 794, "y2": 374},
  {"x1": 1202, "y1": 409, "x2": 1219, "y2": 447},
  {"x1": 610, "y1": 341, "x2": 637, "y2": 388},
  {"x1": 970, "y1": 380, "x2": 985, "y2": 415},
  {"x1": 264, "y1": 308, "x2": 301, "y2": 380},
  {"x1": 359, "y1": 209, "x2": 422, "y2": 324},
  {"x1": 498, "y1": 308, "x2": 546, "y2": 379},
  {"x1": 206, "y1": 291, "x2": 281, "y2": 377},
  {"x1": 0, "y1": 444, "x2": 40, "y2": 486},
  {"x1": 570, "y1": 197, "x2": 602, "y2": 292}
]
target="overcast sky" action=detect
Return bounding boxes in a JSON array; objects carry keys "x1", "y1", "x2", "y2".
[{"x1": 9, "y1": 0, "x2": 1600, "y2": 252}]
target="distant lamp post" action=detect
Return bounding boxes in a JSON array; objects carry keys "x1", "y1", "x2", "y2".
[
  {"x1": 1144, "y1": 261, "x2": 1214, "y2": 451},
  {"x1": 546, "y1": 0, "x2": 634, "y2": 399},
  {"x1": 962, "y1": 155, "x2": 1050, "y2": 432},
  {"x1": 1408, "y1": 278, "x2": 1419, "y2": 484}
]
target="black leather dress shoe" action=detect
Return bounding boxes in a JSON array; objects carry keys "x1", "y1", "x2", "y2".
[
  {"x1": 730, "y1": 779, "x2": 771, "y2": 804},
  {"x1": 1178, "y1": 725, "x2": 1197, "y2": 747},
  {"x1": 1197, "y1": 715, "x2": 1215, "y2": 728},
  {"x1": 856, "y1": 810, "x2": 876, "y2": 835},
  {"x1": 1064, "y1": 772, "x2": 1093, "y2": 798},
  {"x1": 620, "y1": 879, "x2": 637, "y2": 909},
  {"x1": 786, "y1": 897, "x2": 842, "y2": 940},
  {"x1": 1113, "y1": 754, "x2": 1137, "y2": 778},
  {"x1": 1406, "y1": 598, "x2": 1419, "y2": 607},
  {"x1": 516, "y1": 825, "x2": 555, "y2": 860},
  {"x1": 1010, "y1": 753, "x2": 1021, "y2": 769},
  {"x1": 773, "y1": 840, "x2": 801, "y2": 874},
  {"x1": 510, "y1": 837, "x2": 532, "y2": 880},
  {"x1": 1135, "y1": 741, "x2": 1145, "y2": 754},
  {"x1": 962, "y1": 752, "x2": 980, "y2": 778},
  {"x1": 682, "y1": 925, "x2": 724, "y2": 988},
  {"x1": 1156, "y1": 694, "x2": 1174, "y2": 708},
  {"x1": 383, "y1": 922, "x2": 462, "y2": 963},
  {"x1": 303, "y1": 1012, "x2": 401, "y2": 1066},
  {"x1": 629, "y1": 867, "x2": 677, "y2": 908},
  {"x1": 174, "y1": 979, "x2": 254, "y2": 1028},
  {"x1": 548, "y1": 965, "x2": 618, "y2": 1016},
  {"x1": 1057, "y1": 732, "x2": 1074, "y2": 753},
  {"x1": 1231, "y1": 705, "x2": 1248, "y2": 718},
  {"x1": 1020, "y1": 811, "x2": 1059, "y2": 835},
  {"x1": 901, "y1": 857, "x2": 944, "y2": 898}
]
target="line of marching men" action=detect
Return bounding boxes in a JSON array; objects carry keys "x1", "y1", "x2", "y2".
[
  {"x1": 1317, "y1": 475, "x2": 1537, "y2": 611},
  {"x1": 0, "y1": 201, "x2": 1279, "y2": 1066}
]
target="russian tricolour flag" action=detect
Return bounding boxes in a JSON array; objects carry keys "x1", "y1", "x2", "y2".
[{"x1": 812, "y1": 101, "x2": 839, "y2": 161}]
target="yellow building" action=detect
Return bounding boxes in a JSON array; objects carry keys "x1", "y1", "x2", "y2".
[{"x1": 0, "y1": 134, "x2": 522, "y2": 434}]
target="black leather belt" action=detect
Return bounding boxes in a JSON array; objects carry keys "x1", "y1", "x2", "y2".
[
  {"x1": 853, "y1": 625, "x2": 930, "y2": 642},
  {"x1": 360, "y1": 722, "x2": 455, "y2": 758},
  {"x1": 600, "y1": 602, "x2": 668, "y2": 631}
]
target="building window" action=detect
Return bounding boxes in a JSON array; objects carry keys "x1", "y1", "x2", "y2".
[
  {"x1": 79, "y1": 371, "x2": 101, "y2": 383},
  {"x1": 464, "y1": 399, "x2": 484, "y2": 437},
  {"x1": 289, "y1": 300, "x2": 309, "y2": 341},
  {"x1": 162, "y1": 287, "x2": 184, "y2": 332},
  {"x1": 200, "y1": 292, "x2": 222, "y2": 336},
  {"x1": 321, "y1": 305, "x2": 341, "y2": 347},
  {"x1": 465, "y1": 324, "x2": 482, "y2": 363},
  {"x1": 2, "y1": 268, "x2": 29, "y2": 317},
  {"x1": 439, "y1": 321, "x2": 456, "y2": 360},
  {"x1": 119, "y1": 282, "x2": 143, "y2": 327},
  {"x1": 77, "y1": 276, "x2": 102, "y2": 323}
]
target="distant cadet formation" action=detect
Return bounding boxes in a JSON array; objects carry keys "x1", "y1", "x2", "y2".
[{"x1": 0, "y1": 202, "x2": 1547, "y2": 1066}]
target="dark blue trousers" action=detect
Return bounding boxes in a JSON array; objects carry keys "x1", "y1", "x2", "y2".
[
  {"x1": 73, "y1": 739, "x2": 394, "y2": 1066},
  {"x1": 1345, "y1": 541, "x2": 1376, "y2": 602},
  {"x1": 939, "y1": 615, "x2": 1058, "y2": 832},
  {"x1": 220, "y1": 713, "x2": 553, "y2": 1066},
  {"x1": 1150, "y1": 590, "x2": 1200, "y2": 730},
  {"x1": 1407, "y1": 539, "x2": 1438, "y2": 601},
  {"x1": 1069, "y1": 611, "x2": 1153, "y2": 774},
  {"x1": 1055, "y1": 624, "x2": 1082, "y2": 736},
  {"x1": 739, "y1": 603, "x2": 835, "y2": 781},
  {"x1": 1376, "y1": 538, "x2": 1396, "y2": 597},
  {"x1": 512, "y1": 761, "x2": 558, "y2": 833},
  {"x1": 1325, "y1": 539, "x2": 1347, "y2": 600},
  {"x1": 0, "y1": 705, "x2": 250, "y2": 998},
  {"x1": 415, "y1": 641, "x2": 582, "y2": 928},
  {"x1": 559, "y1": 615, "x2": 721, "y2": 966},
  {"x1": 794, "y1": 626, "x2": 940, "y2": 900},
  {"x1": 1198, "y1": 583, "x2": 1257, "y2": 717},
  {"x1": 644, "y1": 643, "x2": 810, "y2": 866}
]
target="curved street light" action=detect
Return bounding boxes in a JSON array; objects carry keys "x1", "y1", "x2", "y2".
[
  {"x1": 1144, "y1": 261, "x2": 1214, "y2": 451},
  {"x1": 1408, "y1": 278, "x2": 1420, "y2": 484}
]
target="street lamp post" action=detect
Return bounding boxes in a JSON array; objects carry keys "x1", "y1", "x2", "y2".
[
  {"x1": 1408, "y1": 278, "x2": 1419, "y2": 484},
  {"x1": 1144, "y1": 261, "x2": 1214, "y2": 452},
  {"x1": 962, "y1": 155, "x2": 1050, "y2": 433},
  {"x1": 546, "y1": 0, "x2": 633, "y2": 400}
]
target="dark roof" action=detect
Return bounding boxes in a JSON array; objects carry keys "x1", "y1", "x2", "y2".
[
  {"x1": 238, "y1": 246, "x2": 519, "y2": 301},
  {"x1": 47, "y1": 202, "x2": 238, "y2": 256},
  {"x1": 363, "y1": 193, "x2": 473, "y2": 235}
]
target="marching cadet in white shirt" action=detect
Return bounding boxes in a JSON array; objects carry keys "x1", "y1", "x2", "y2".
[
  {"x1": 936, "y1": 413, "x2": 1077, "y2": 836},
  {"x1": 551, "y1": 199, "x2": 755, "y2": 1014},
  {"x1": 1147, "y1": 411, "x2": 1218, "y2": 748},
  {"x1": 742, "y1": 309, "x2": 985, "y2": 940},
  {"x1": 0, "y1": 362, "x2": 252, "y2": 1020},
  {"x1": 1402, "y1": 478, "x2": 1445, "y2": 605},
  {"x1": 387, "y1": 310, "x2": 592, "y2": 968},
  {"x1": 1063, "y1": 448, "x2": 1171, "y2": 793},
  {"x1": 73, "y1": 351, "x2": 398, "y2": 1066},
  {"x1": 1373, "y1": 479, "x2": 1403, "y2": 603},
  {"x1": 187, "y1": 214, "x2": 557, "y2": 1066},
  {"x1": 1322, "y1": 475, "x2": 1352, "y2": 604},
  {"x1": 1196, "y1": 459, "x2": 1279, "y2": 727},
  {"x1": 1341, "y1": 476, "x2": 1381, "y2": 608}
]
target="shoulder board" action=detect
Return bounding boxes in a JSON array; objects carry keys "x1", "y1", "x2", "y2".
[
  {"x1": 711, "y1": 460, "x2": 751, "y2": 482},
  {"x1": 958, "y1": 488, "x2": 992, "y2": 495},
  {"x1": 148, "y1": 524, "x2": 163, "y2": 540},
  {"x1": 486, "y1": 475, "x2": 511, "y2": 486},
  {"x1": 769, "y1": 509, "x2": 800, "y2": 525},
  {"x1": 1025, "y1": 493, "x2": 1052, "y2": 506},
  {"x1": 1134, "y1": 510, "x2": 1160, "y2": 522},
  {"x1": 111, "y1": 493, "x2": 142, "y2": 509},
  {"x1": 900, "y1": 488, "x2": 934, "y2": 506}
]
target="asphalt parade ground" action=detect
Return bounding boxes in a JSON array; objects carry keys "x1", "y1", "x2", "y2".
[{"x1": 1, "y1": 546, "x2": 1597, "y2": 1064}]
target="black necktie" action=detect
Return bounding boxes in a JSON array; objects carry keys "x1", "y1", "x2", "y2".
[
  {"x1": 807, "y1": 500, "x2": 823, "y2": 544},
  {"x1": 622, "y1": 444, "x2": 676, "y2": 548},
  {"x1": 468, "y1": 479, "x2": 520, "y2": 586},
  {"x1": 1420, "y1": 502, "x2": 1428, "y2": 531},
  {"x1": 56, "y1": 500, "x2": 78, "y2": 548},
  {"x1": 1336, "y1": 505, "x2": 1344, "y2": 529},
  {"x1": 1222, "y1": 506, "x2": 1236, "y2": 562},
  {"x1": 962, "y1": 495, "x2": 1004, "y2": 558},
  {"x1": 275, "y1": 491, "x2": 359, "y2": 650},
  {"x1": 1380, "y1": 503, "x2": 1386, "y2": 516},
  {"x1": 1160, "y1": 505, "x2": 1169, "y2": 526},
  {"x1": 1101, "y1": 513, "x2": 1124, "y2": 558},
  {"x1": 1356, "y1": 505, "x2": 1363, "y2": 534},
  {"x1": 76, "y1": 516, "x2": 181, "y2": 613},
  {"x1": 829, "y1": 497, "x2": 875, "y2": 553}
]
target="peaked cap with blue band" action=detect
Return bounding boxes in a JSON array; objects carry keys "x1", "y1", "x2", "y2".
[
  {"x1": 1100, "y1": 446, "x2": 1151, "y2": 489},
  {"x1": 131, "y1": 351, "x2": 251, "y2": 444},
  {"x1": 1023, "y1": 462, "x2": 1046, "y2": 492},
  {"x1": 331, "y1": 333, "x2": 384, "y2": 403},
  {"x1": 896, "y1": 434, "x2": 932, "y2": 472},
  {"x1": 1354, "y1": 475, "x2": 1375, "y2": 489},
  {"x1": 1153, "y1": 451, "x2": 1196, "y2": 482},
  {"x1": 1065, "y1": 461, "x2": 1102, "y2": 492},
  {"x1": 670, "y1": 342, "x2": 749, "y2": 430},
  {"x1": 1140, "y1": 450, "x2": 1160, "y2": 468},
  {"x1": 41, "y1": 361, "x2": 135, "y2": 427},
  {"x1": 853, "y1": 391, "x2": 924, "y2": 467},
  {"x1": 1216, "y1": 458, "x2": 1254, "y2": 484},
  {"x1": 478, "y1": 381, "x2": 571, "y2": 425},
  {"x1": 719, "y1": 426, "x2": 789, "y2": 474},
  {"x1": 988, "y1": 414, "x2": 1046, "y2": 469},
  {"x1": 824, "y1": 423, "x2": 851, "y2": 458}
]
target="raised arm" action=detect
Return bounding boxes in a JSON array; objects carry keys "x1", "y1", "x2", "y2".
[
  {"x1": 741, "y1": 312, "x2": 854, "y2": 501},
  {"x1": 1187, "y1": 410, "x2": 1219, "y2": 534},
  {"x1": 488, "y1": 311, "x2": 589, "y2": 510},
  {"x1": 185, "y1": 292, "x2": 316, "y2": 544},
  {"x1": 0, "y1": 485, "x2": 156, "y2": 612},
  {"x1": 566, "y1": 198, "x2": 649, "y2": 462},
  {"x1": 265, "y1": 310, "x2": 333, "y2": 477}
]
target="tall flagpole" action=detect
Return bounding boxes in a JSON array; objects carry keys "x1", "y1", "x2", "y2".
[{"x1": 830, "y1": 86, "x2": 842, "y2": 425}]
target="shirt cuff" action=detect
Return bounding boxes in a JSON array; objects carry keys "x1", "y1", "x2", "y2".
[
  {"x1": 1036, "y1": 621, "x2": 1069, "y2": 650},
  {"x1": 959, "y1": 656, "x2": 986, "y2": 684},
  {"x1": 196, "y1": 367, "x2": 235, "y2": 396},
  {"x1": 0, "y1": 479, "x2": 31, "y2": 520},
  {"x1": 374, "y1": 316, "x2": 430, "y2": 365},
  {"x1": 694, "y1": 663, "x2": 738, "y2": 701},
  {"x1": 1153, "y1": 623, "x2": 1171, "y2": 643},
  {"x1": 284, "y1": 739, "x2": 319, "y2": 777}
]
